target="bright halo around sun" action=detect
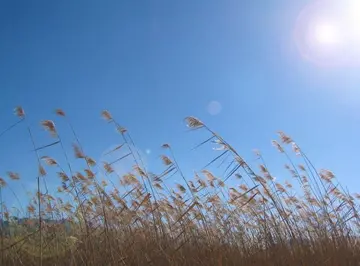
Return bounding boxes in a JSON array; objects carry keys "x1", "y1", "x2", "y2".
[{"x1": 294, "y1": 0, "x2": 360, "y2": 66}]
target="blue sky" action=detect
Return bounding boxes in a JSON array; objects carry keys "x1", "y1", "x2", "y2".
[{"x1": 1, "y1": 0, "x2": 360, "y2": 209}]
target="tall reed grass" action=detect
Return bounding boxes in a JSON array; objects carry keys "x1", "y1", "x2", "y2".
[{"x1": 0, "y1": 107, "x2": 359, "y2": 265}]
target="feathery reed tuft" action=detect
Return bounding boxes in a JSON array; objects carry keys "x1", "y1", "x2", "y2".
[
  {"x1": 185, "y1": 116, "x2": 204, "y2": 129},
  {"x1": 55, "y1": 109, "x2": 66, "y2": 116},
  {"x1": 41, "y1": 120, "x2": 57, "y2": 137},
  {"x1": 14, "y1": 106, "x2": 25, "y2": 118}
]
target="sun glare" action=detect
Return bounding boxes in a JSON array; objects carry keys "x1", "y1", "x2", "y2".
[
  {"x1": 314, "y1": 22, "x2": 339, "y2": 45},
  {"x1": 295, "y1": 0, "x2": 360, "y2": 66}
]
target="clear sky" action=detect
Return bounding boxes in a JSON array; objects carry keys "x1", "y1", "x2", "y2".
[{"x1": 1, "y1": 0, "x2": 360, "y2": 208}]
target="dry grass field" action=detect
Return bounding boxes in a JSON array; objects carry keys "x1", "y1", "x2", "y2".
[{"x1": 1, "y1": 107, "x2": 359, "y2": 266}]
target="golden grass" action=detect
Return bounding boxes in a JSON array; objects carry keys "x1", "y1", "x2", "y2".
[{"x1": 0, "y1": 108, "x2": 359, "y2": 265}]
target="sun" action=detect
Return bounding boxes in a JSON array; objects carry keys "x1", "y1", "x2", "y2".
[
  {"x1": 295, "y1": 0, "x2": 360, "y2": 65},
  {"x1": 314, "y1": 22, "x2": 339, "y2": 45}
]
